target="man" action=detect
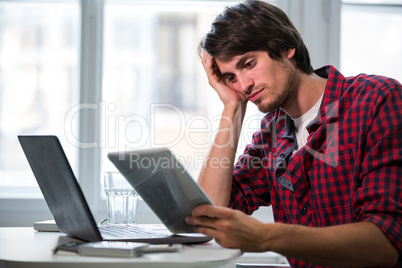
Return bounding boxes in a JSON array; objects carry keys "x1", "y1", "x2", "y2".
[{"x1": 185, "y1": 1, "x2": 401, "y2": 267}]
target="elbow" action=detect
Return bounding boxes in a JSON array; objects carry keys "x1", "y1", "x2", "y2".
[
  {"x1": 365, "y1": 222, "x2": 400, "y2": 267},
  {"x1": 376, "y1": 246, "x2": 399, "y2": 267},
  {"x1": 384, "y1": 251, "x2": 399, "y2": 268}
]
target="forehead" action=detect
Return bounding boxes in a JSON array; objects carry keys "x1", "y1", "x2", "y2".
[
  {"x1": 215, "y1": 52, "x2": 256, "y2": 72},
  {"x1": 216, "y1": 52, "x2": 253, "y2": 64}
]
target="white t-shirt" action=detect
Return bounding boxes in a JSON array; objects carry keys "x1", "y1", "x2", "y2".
[{"x1": 292, "y1": 94, "x2": 323, "y2": 151}]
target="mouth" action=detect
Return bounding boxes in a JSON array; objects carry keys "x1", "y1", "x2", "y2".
[{"x1": 248, "y1": 88, "x2": 264, "y2": 102}]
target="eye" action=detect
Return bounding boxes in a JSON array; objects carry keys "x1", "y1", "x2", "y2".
[
  {"x1": 244, "y1": 59, "x2": 255, "y2": 69},
  {"x1": 225, "y1": 74, "x2": 237, "y2": 83}
]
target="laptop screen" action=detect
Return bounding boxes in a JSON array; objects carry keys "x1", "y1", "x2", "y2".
[{"x1": 18, "y1": 135, "x2": 102, "y2": 242}]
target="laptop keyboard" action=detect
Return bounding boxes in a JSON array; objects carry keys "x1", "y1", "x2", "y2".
[{"x1": 98, "y1": 224, "x2": 170, "y2": 239}]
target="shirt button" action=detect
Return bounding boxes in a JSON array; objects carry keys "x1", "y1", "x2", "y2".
[{"x1": 301, "y1": 207, "x2": 308, "y2": 215}]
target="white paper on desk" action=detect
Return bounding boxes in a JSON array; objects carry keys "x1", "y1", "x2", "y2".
[
  {"x1": 142, "y1": 244, "x2": 182, "y2": 253},
  {"x1": 78, "y1": 241, "x2": 149, "y2": 258},
  {"x1": 34, "y1": 219, "x2": 60, "y2": 232}
]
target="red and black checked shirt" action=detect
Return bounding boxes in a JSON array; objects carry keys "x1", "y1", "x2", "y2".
[{"x1": 229, "y1": 65, "x2": 402, "y2": 268}]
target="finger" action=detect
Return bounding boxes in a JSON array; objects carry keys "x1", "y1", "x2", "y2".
[
  {"x1": 194, "y1": 225, "x2": 221, "y2": 238},
  {"x1": 201, "y1": 51, "x2": 212, "y2": 71},
  {"x1": 194, "y1": 226, "x2": 235, "y2": 249},
  {"x1": 192, "y1": 205, "x2": 234, "y2": 219},
  {"x1": 203, "y1": 54, "x2": 219, "y2": 78},
  {"x1": 201, "y1": 51, "x2": 209, "y2": 69},
  {"x1": 186, "y1": 214, "x2": 218, "y2": 229},
  {"x1": 204, "y1": 55, "x2": 215, "y2": 78}
]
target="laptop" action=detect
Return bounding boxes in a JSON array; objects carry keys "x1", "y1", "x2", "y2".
[{"x1": 18, "y1": 135, "x2": 212, "y2": 244}]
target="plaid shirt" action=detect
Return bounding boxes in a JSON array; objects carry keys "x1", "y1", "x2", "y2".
[{"x1": 229, "y1": 65, "x2": 402, "y2": 268}]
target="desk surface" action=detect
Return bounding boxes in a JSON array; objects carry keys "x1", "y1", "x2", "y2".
[{"x1": 0, "y1": 227, "x2": 241, "y2": 268}]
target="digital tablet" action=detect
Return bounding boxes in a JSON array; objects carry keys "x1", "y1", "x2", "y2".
[{"x1": 108, "y1": 148, "x2": 214, "y2": 234}]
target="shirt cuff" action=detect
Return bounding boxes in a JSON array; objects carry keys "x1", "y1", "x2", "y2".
[{"x1": 362, "y1": 213, "x2": 402, "y2": 253}]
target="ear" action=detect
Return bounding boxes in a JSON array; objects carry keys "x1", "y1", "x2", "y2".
[{"x1": 286, "y1": 48, "x2": 296, "y2": 59}]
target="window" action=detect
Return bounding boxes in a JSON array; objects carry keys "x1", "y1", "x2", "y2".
[
  {"x1": 341, "y1": 0, "x2": 402, "y2": 82},
  {"x1": 0, "y1": 1, "x2": 80, "y2": 199}
]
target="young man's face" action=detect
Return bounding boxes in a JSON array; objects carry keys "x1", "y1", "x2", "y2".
[{"x1": 215, "y1": 49, "x2": 297, "y2": 113}]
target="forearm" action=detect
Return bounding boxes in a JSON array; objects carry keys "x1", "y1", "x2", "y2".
[
  {"x1": 267, "y1": 221, "x2": 399, "y2": 267},
  {"x1": 198, "y1": 104, "x2": 246, "y2": 206}
]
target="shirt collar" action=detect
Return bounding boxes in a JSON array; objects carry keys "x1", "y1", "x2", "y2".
[
  {"x1": 308, "y1": 65, "x2": 346, "y2": 132},
  {"x1": 273, "y1": 65, "x2": 346, "y2": 137}
]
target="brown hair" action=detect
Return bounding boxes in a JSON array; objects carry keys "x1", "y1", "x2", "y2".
[{"x1": 199, "y1": 0, "x2": 313, "y2": 74}]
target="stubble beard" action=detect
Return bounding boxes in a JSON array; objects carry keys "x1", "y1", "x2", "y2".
[{"x1": 256, "y1": 66, "x2": 297, "y2": 114}]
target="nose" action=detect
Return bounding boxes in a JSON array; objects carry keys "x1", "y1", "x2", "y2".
[{"x1": 236, "y1": 73, "x2": 254, "y2": 95}]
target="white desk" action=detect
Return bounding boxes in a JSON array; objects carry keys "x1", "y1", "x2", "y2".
[{"x1": 0, "y1": 227, "x2": 241, "y2": 268}]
